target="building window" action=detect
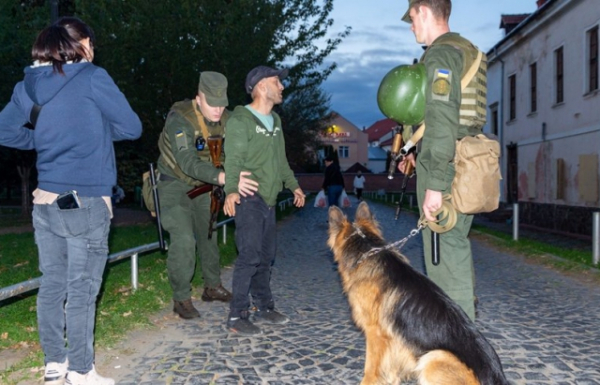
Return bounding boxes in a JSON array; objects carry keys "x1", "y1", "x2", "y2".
[
  {"x1": 508, "y1": 74, "x2": 516, "y2": 121},
  {"x1": 338, "y1": 146, "x2": 349, "y2": 158},
  {"x1": 530, "y1": 62, "x2": 537, "y2": 113},
  {"x1": 489, "y1": 103, "x2": 499, "y2": 136},
  {"x1": 588, "y1": 26, "x2": 599, "y2": 93},
  {"x1": 555, "y1": 46, "x2": 564, "y2": 104}
]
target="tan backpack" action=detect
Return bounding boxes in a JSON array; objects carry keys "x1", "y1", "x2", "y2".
[{"x1": 451, "y1": 134, "x2": 501, "y2": 214}]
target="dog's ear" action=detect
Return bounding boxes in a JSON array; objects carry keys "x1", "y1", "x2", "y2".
[
  {"x1": 354, "y1": 201, "x2": 373, "y2": 222},
  {"x1": 328, "y1": 205, "x2": 347, "y2": 235}
]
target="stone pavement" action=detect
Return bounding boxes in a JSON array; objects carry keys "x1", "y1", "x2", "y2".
[{"x1": 23, "y1": 201, "x2": 600, "y2": 384}]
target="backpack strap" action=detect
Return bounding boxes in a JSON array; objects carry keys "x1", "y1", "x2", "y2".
[{"x1": 28, "y1": 104, "x2": 42, "y2": 129}]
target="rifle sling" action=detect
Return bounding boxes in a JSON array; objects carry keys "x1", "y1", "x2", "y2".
[{"x1": 191, "y1": 101, "x2": 212, "y2": 146}]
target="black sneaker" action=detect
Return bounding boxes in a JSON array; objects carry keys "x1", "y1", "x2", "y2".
[
  {"x1": 254, "y1": 309, "x2": 289, "y2": 325},
  {"x1": 227, "y1": 317, "x2": 262, "y2": 335}
]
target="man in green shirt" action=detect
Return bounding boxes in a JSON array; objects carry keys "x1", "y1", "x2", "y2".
[
  {"x1": 399, "y1": 0, "x2": 488, "y2": 321},
  {"x1": 223, "y1": 66, "x2": 305, "y2": 335},
  {"x1": 157, "y1": 72, "x2": 257, "y2": 319}
]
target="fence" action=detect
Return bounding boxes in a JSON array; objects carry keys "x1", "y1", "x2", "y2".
[{"x1": 0, "y1": 196, "x2": 301, "y2": 304}]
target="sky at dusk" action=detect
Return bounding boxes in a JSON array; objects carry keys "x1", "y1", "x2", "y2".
[{"x1": 319, "y1": 0, "x2": 539, "y2": 129}]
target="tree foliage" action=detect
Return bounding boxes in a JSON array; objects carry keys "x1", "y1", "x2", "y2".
[{"x1": 0, "y1": 0, "x2": 349, "y2": 200}]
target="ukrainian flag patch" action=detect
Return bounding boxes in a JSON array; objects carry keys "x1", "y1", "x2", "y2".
[
  {"x1": 432, "y1": 68, "x2": 452, "y2": 101},
  {"x1": 175, "y1": 130, "x2": 188, "y2": 150}
]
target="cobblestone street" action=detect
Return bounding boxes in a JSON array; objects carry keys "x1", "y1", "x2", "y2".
[{"x1": 19, "y1": 201, "x2": 600, "y2": 384}]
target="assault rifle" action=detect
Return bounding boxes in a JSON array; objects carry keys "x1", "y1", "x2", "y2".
[
  {"x1": 149, "y1": 163, "x2": 167, "y2": 251},
  {"x1": 185, "y1": 135, "x2": 225, "y2": 239},
  {"x1": 394, "y1": 161, "x2": 415, "y2": 221},
  {"x1": 386, "y1": 126, "x2": 415, "y2": 220}
]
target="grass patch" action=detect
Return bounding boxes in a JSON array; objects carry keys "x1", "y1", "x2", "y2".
[
  {"x1": 470, "y1": 224, "x2": 595, "y2": 269},
  {"x1": 0, "y1": 223, "x2": 237, "y2": 384}
]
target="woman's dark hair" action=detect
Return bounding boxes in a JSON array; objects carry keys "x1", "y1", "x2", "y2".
[{"x1": 31, "y1": 17, "x2": 95, "y2": 75}]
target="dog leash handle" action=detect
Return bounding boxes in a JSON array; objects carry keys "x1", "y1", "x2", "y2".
[{"x1": 431, "y1": 228, "x2": 440, "y2": 266}]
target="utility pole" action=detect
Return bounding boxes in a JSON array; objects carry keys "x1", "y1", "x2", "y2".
[{"x1": 50, "y1": 0, "x2": 59, "y2": 23}]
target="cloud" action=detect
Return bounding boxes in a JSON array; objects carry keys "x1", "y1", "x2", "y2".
[
  {"x1": 320, "y1": 30, "x2": 422, "y2": 128},
  {"x1": 318, "y1": 0, "x2": 536, "y2": 129}
]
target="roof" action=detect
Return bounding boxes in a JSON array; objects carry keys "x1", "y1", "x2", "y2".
[
  {"x1": 321, "y1": 111, "x2": 364, "y2": 135},
  {"x1": 368, "y1": 146, "x2": 388, "y2": 160},
  {"x1": 345, "y1": 162, "x2": 371, "y2": 173},
  {"x1": 500, "y1": 13, "x2": 530, "y2": 29},
  {"x1": 380, "y1": 137, "x2": 394, "y2": 147},
  {"x1": 487, "y1": 0, "x2": 558, "y2": 57},
  {"x1": 364, "y1": 118, "x2": 397, "y2": 142}
]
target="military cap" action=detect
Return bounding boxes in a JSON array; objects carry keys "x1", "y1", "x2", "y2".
[
  {"x1": 245, "y1": 66, "x2": 289, "y2": 94},
  {"x1": 198, "y1": 71, "x2": 228, "y2": 107},
  {"x1": 402, "y1": 0, "x2": 420, "y2": 23}
]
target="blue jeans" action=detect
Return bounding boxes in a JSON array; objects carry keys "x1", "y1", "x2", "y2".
[
  {"x1": 327, "y1": 185, "x2": 344, "y2": 207},
  {"x1": 33, "y1": 197, "x2": 111, "y2": 373},
  {"x1": 229, "y1": 195, "x2": 277, "y2": 319}
]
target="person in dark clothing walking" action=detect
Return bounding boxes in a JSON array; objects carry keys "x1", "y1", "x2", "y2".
[{"x1": 322, "y1": 156, "x2": 345, "y2": 207}]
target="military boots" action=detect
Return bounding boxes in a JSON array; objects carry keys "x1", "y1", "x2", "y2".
[
  {"x1": 201, "y1": 284, "x2": 232, "y2": 302},
  {"x1": 173, "y1": 299, "x2": 201, "y2": 319}
]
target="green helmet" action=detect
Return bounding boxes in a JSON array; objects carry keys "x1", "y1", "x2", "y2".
[{"x1": 377, "y1": 63, "x2": 426, "y2": 125}]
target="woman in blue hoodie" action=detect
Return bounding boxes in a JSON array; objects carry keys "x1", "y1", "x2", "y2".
[{"x1": 0, "y1": 17, "x2": 141, "y2": 385}]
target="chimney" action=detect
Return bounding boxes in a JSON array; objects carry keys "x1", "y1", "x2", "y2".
[{"x1": 536, "y1": 0, "x2": 548, "y2": 7}]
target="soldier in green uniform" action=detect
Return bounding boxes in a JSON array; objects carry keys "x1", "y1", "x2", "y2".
[
  {"x1": 157, "y1": 72, "x2": 257, "y2": 319},
  {"x1": 398, "y1": 0, "x2": 487, "y2": 321}
]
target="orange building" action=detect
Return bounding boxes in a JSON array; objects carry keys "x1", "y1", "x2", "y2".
[{"x1": 319, "y1": 112, "x2": 368, "y2": 172}]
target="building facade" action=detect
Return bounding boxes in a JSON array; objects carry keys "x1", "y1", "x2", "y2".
[
  {"x1": 319, "y1": 112, "x2": 369, "y2": 172},
  {"x1": 486, "y1": 0, "x2": 600, "y2": 235}
]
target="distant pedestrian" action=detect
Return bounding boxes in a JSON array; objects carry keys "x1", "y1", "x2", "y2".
[
  {"x1": 353, "y1": 171, "x2": 366, "y2": 200},
  {"x1": 111, "y1": 185, "x2": 125, "y2": 204},
  {"x1": 322, "y1": 156, "x2": 345, "y2": 207}
]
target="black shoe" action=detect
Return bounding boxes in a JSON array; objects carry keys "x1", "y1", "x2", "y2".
[
  {"x1": 227, "y1": 317, "x2": 262, "y2": 335},
  {"x1": 173, "y1": 299, "x2": 201, "y2": 319},
  {"x1": 201, "y1": 284, "x2": 232, "y2": 302},
  {"x1": 254, "y1": 309, "x2": 289, "y2": 325}
]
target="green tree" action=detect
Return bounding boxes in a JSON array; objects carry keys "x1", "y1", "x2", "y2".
[
  {"x1": 75, "y1": 0, "x2": 349, "y2": 185},
  {"x1": 0, "y1": 1, "x2": 47, "y2": 214},
  {"x1": 278, "y1": 83, "x2": 332, "y2": 171},
  {"x1": 0, "y1": 0, "x2": 349, "y2": 201}
]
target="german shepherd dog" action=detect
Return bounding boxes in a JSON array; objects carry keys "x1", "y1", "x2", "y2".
[{"x1": 327, "y1": 202, "x2": 509, "y2": 385}]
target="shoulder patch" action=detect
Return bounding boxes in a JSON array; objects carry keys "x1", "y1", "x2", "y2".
[
  {"x1": 431, "y1": 68, "x2": 452, "y2": 101},
  {"x1": 175, "y1": 130, "x2": 188, "y2": 151}
]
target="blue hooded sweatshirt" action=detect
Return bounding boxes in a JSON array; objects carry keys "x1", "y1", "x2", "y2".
[{"x1": 0, "y1": 62, "x2": 142, "y2": 197}]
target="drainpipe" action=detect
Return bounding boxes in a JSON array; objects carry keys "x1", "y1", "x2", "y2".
[{"x1": 494, "y1": 47, "x2": 506, "y2": 203}]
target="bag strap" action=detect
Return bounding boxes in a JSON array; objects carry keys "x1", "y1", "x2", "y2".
[
  {"x1": 404, "y1": 49, "x2": 484, "y2": 150},
  {"x1": 460, "y1": 50, "x2": 482, "y2": 91},
  {"x1": 29, "y1": 104, "x2": 42, "y2": 129},
  {"x1": 27, "y1": 64, "x2": 95, "y2": 129},
  {"x1": 191, "y1": 100, "x2": 211, "y2": 140}
]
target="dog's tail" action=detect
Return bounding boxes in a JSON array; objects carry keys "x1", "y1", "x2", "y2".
[{"x1": 415, "y1": 350, "x2": 480, "y2": 385}]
